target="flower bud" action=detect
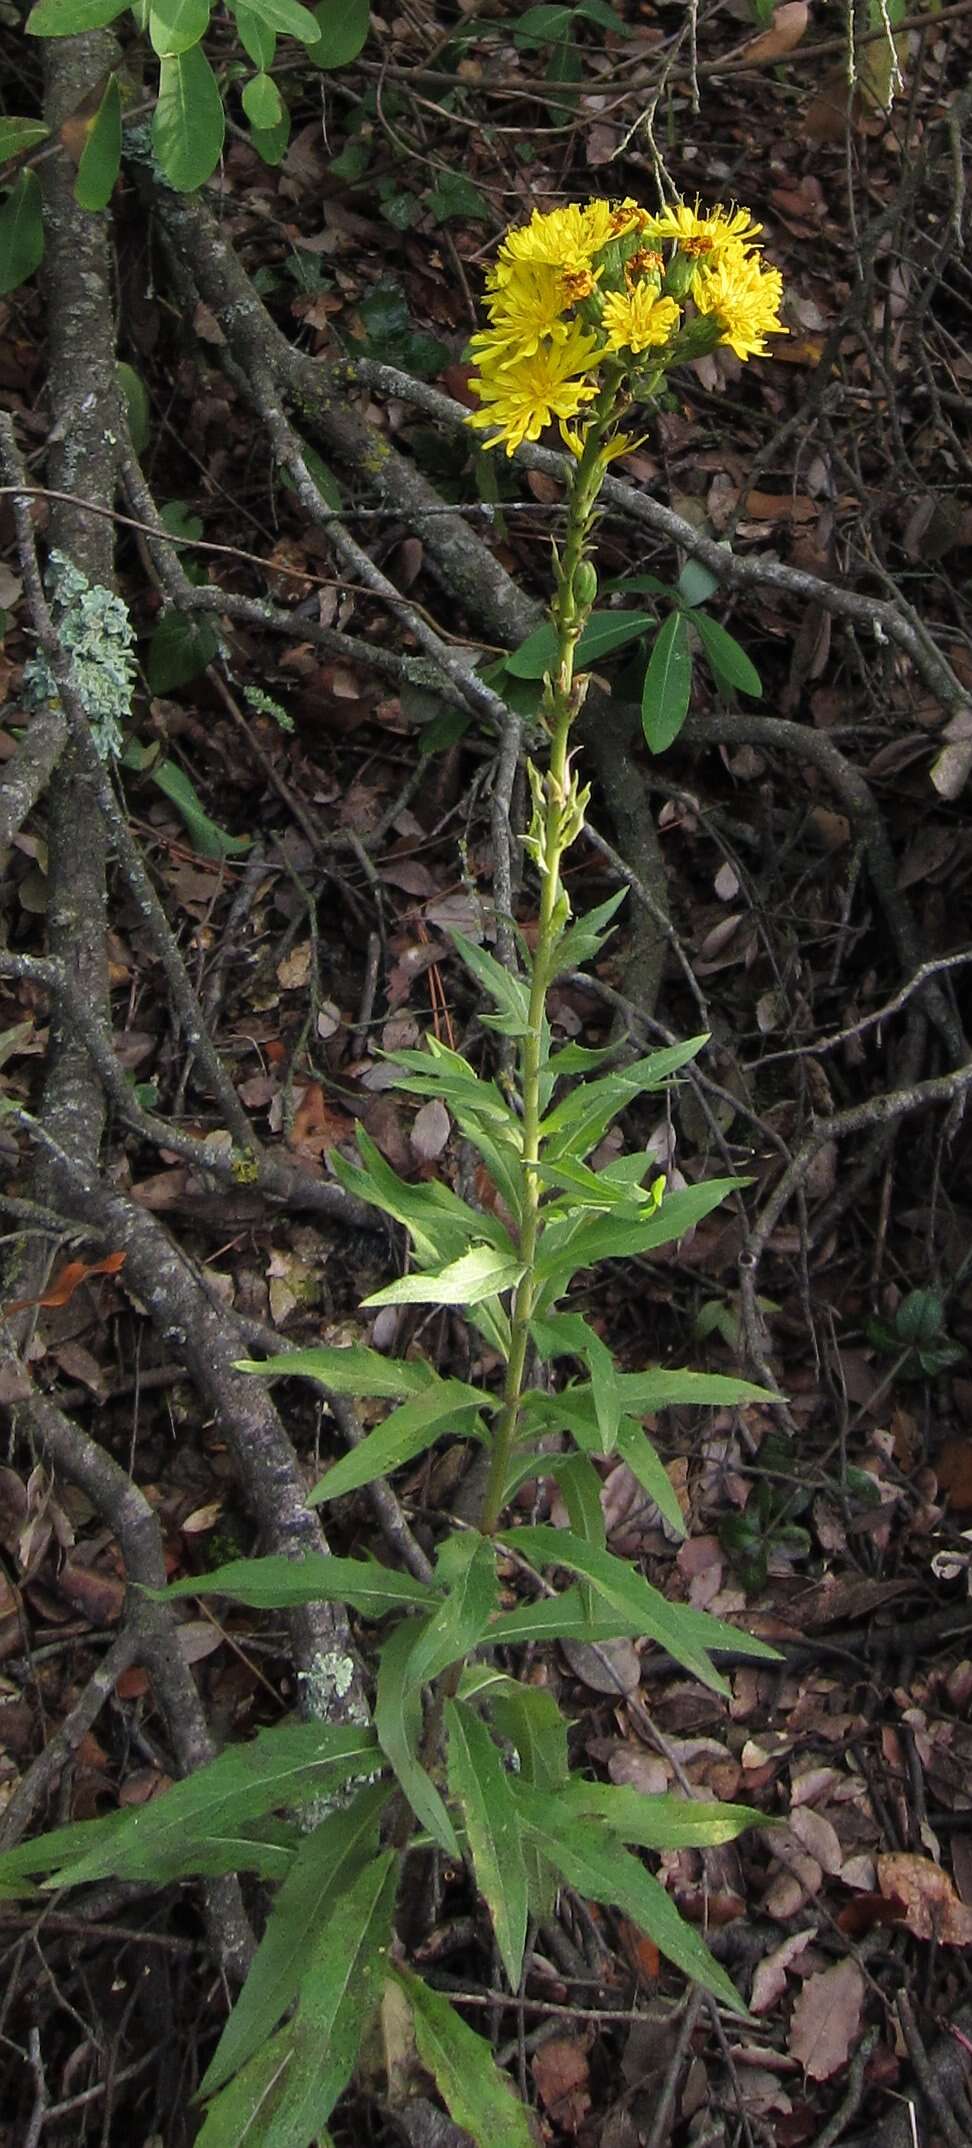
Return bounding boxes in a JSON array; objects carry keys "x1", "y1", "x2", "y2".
[
  {"x1": 573, "y1": 558, "x2": 598, "y2": 608},
  {"x1": 662, "y1": 248, "x2": 699, "y2": 301}
]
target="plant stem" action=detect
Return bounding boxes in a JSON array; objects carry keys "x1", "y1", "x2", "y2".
[{"x1": 479, "y1": 387, "x2": 621, "y2": 1537}]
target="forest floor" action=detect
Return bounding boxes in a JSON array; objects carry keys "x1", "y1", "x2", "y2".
[{"x1": 2, "y1": 1, "x2": 972, "y2": 2143}]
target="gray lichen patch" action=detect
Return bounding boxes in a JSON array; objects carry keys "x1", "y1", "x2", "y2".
[{"x1": 23, "y1": 550, "x2": 135, "y2": 762}]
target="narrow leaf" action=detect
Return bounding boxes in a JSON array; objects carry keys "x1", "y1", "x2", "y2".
[
  {"x1": 446, "y1": 1700, "x2": 528, "y2": 1989},
  {"x1": 362, "y1": 1243, "x2": 524, "y2": 1310},
  {"x1": 375, "y1": 1619, "x2": 459, "y2": 1856},
  {"x1": 0, "y1": 171, "x2": 44, "y2": 297},
  {"x1": 307, "y1": 1381, "x2": 488, "y2": 1505},
  {"x1": 486, "y1": 1585, "x2": 644, "y2": 1649},
  {"x1": 500, "y1": 1527, "x2": 732, "y2": 1694},
  {"x1": 39, "y1": 1723, "x2": 382, "y2": 1887},
  {"x1": 521, "y1": 1812, "x2": 746, "y2": 2013},
  {"x1": 642, "y1": 610, "x2": 692, "y2": 754},
  {"x1": 147, "y1": 1553, "x2": 437, "y2": 1616},
  {"x1": 197, "y1": 1852, "x2": 397, "y2": 2148},
  {"x1": 74, "y1": 73, "x2": 122, "y2": 210},
  {"x1": 392, "y1": 1964, "x2": 536, "y2": 2148},
  {"x1": 0, "y1": 119, "x2": 50, "y2": 160},
  {"x1": 692, "y1": 613, "x2": 762, "y2": 697},
  {"x1": 237, "y1": 1343, "x2": 441, "y2": 1401},
  {"x1": 201, "y1": 1783, "x2": 390, "y2": 2095}
]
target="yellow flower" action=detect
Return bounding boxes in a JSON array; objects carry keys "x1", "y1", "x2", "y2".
[
  {"x1": 500, "y1": 203, "x2": 598, "y2": 277},
  {"x1": 693, "y1": 252, "x2": 786, "y2": 360},
  {"x1": 479, "y1": 261, "x2": 573, "y2": 359},
  {"x1": 600, "y1": 286, "x2": 680, "y2": 356},
  {"x1": 467, "y1": 323, "x2": 603, "y2": 455},
  {"x1": 645, "y1": 198, "x2": 764, "y2": 261}
]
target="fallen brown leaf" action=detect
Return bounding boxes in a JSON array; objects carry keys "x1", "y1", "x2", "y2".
[
  {"x1": 877, "y1": 1853, "x2": 972, "y2": 1944},
  {"x1": 789, "y1": 1958, "x2": 864, "y2": 2080}
]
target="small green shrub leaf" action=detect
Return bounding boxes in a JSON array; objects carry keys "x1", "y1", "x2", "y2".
[
  {"x1": 27, "y1": 0, "x2": 127, "y2": 31},
  {"x1": 233, "y1": 0, "x2": 276, "y2": 62},
  {"x1": 149, "y1": 757, "x2": 252, "y2": 858},
  {"x1": 446, "y1": 1700, "x2": 528, "y2": 1989},
  {"x1": 307, "y1": 0, "x2": 371, "y2": 65},
  {"x1": 691, "y1": 613, "x2": 762, "y2": 696},
  {"x1": 153, "y1": 46, "x2": 225, "y2": 192},
  {"x1": 450, "y1": 929, "x2": 532, "y2": 1037},
  {"x1": 147, "y1": 1553, "x2": 438, "y2": 1615},
  {"x1": 149, "y1": 0, "x2": 211, "y2": 55},
  {"x1": 74, "y1": 73, "x2": 122, "y2": 210},
  {"x1": 307, "y1": 1380, "x2": 489, "y2": 1504},
  {"x1": 392, "y1": 1964, "x2": 537, "y2": 2148},
  {"x1": 506, "y1": 609, "x2": 655, "y2": 679},
  {"x1": 0, "y1": 171, "x2": 44, "y2": 297},
  {"x1": 552, "y1": 886, "x2": 627, "y2": 975},
  {"x1": 0, "y1": 119, "x2": 50, "y2": 160},
  {"x1": 117, "y1": 362, "x2": 151, "y2": 453},
  {"x1": 500, "y1": 1526, "x2": 734, "y2": 1693},
  {"x1": 241, "y1": 70, "x2": 284, "y2": 127},
  {"x1": 642, "y1": 609, "x2": 692, "y2": 753}
]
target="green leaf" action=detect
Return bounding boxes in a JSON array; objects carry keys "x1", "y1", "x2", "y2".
[
  {"x1": 0, "y1": 119, "x2": 50, "y2": 161},
  {"x1": 197, "y1": 1851, "x2": 397, "y2": 2148},
  {"x1": 307, "y1": 1380, "x2": 489, "y2": 1504},
  {"x1": 279, "y1": 438, "x2": 341, "y2": 510},
  {"x1": 486, "y1": 1585, "x2": 644, "y2": 1649},
  {"x1": 331, "y1": 1127, "x2": 510, "y2": 1267},
  {"x1": 555, "y1": 1779, "x2": 762, "y2": 1850},
  {"x1": 392, "y1": 1964, "x2": 537, "y2": 2148},
  {"x1": 507, "y1": 610, "x2": 656, "y2": 680},
  {"x1": 500, "y1": 1526, "x2": 737, "y2": 1694},
  {"x1": 250, "y1": 109, "x2": 291, "y2": 163},
  {"x1": 576, "y1": 0, "x2": 631, "y2": 31},
  {"x1": 513, "y1": 2, "x2": 573, "y2": 46},
  {"x1": 486, "y1": 1683, "x2": 568, "y2": 1791},
  {"x1": 201, "y1": 1782, "x2": 390, "y2": 2095},
  {"x1": 407, "y1": 1533, "x2": 498, "y2": 1687},
  {"x1": 450, "y1": 929, "x2": 531, "y2": 1039},
  {"x1": 33, "y1": 1723, "x2": 383, "y2": 1888},
  {"x1": 117, "y1": 362, "x2": 152, "y2": 454},
  {"x1": 519, "y1": 1809, "x2": 746, "y2": 2013},
  {"x1": 27, "y1": 0, "x2": 127, "y2": 30},
  {"x1": 234, "y1": 0, "x2": 276, "y2": 62},
  {"x1": 307, "y1": 0, "x2": 371, "y2": 65},
  {"x1": 235, "y1": 0, "x2": 320, "y2": 38},
  {"x1": 691, "y1": 613, "x2": 762, "y2": 697},
  {"x1": 552, "y1": 887, "x2": 627, "y2": 976},
  {"x1": 153, "y1": 46, "x2": 225, "y2": 192},
  {"x1": 150, "y1": 0, "x2": 210, "y2": 53},
  {"x1": 446, "y1": 1700, "x2": 528, "y2": 1989},
  {"x1": 427, "y1": 169, "x2": 489, "y2": 225},
  {"x1": 618, "y1": 1366, "x2": 774, "y2": 1410},
  {"x1": 375, "y1": 1618, "x2": 460, "y2": 1856},
  {"x1": 149, "y1": 757, "x2": 252, "y2": 859},
  {"x1": 675, "y1": 557, "x2": 720, "y2": 607},
  {"x1": 533, "y1": 1178, "x2": 745, "y2": 1292},
  {"x1": 539, "y1": 1039, "x2": 706, "y2": 1158},
  {"x1": 241, "y1": 69, "x2": 283, "y2": 126},
  {"x1": 237, "y1": 1342, "x2": 440, "y2": 1400},
  {"x1": 148, "y1": 1553, "x2": 437, "y2": 1616},
  {"x1": 0, "y1": 171, "x2": 43, "y2": 298},
  {"x1": 74, "y1": 73, "x2": 123, "y2": 211},
  {"x1": 614, "y1": 1421, "x2": 686, "y2": 1538},
  {"x1": 642, "y1": 609, "x2": 692, "y2": 754},
  {"x1": 362, "y1": 1243, "x2": 525, "y2": 1310}
]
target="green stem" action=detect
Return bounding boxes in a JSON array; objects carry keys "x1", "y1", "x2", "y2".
[{"x1": 479, "y1": 383, "x2": 622, "y2": 1538}]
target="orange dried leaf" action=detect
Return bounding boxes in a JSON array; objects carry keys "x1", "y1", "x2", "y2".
[{"x1": 4, "y1": 1249, "x2": 126, "y2": 1315}]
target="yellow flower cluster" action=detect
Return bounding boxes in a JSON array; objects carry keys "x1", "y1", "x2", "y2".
[{"x1": 467, "y1": 196, "x2": 786, "y2": 457}]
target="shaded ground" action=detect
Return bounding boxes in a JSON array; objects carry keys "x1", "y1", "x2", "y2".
[{"x1": 2, "y1": 1, "x2": 972, "y2": 2142}]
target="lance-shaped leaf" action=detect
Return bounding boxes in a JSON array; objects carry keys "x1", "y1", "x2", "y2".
[
  {"x1": 501, "y1": 1527, "x2": 739, "y2": 1694},
  {"x1": 485, "y1": 1585, "x2": 644, "y2": 1648},
  {"x1": 231, "y1": 0, "x2": 320, "y2": 39},
  {"x1": 308, "y1": 1381, "x2": 490, "y2": 1505},
  {"x1": 483, "y1": 1682, "x2": 566, "y2": 1921},
  {"x1": 449, "y1": 929, "x2": 532, "y2": 1038},
  {"x1": 73, "y1": 73, "x2": 122, "y2": 210},
  {"x1": 33, "y1": 1723, "x2": 382, "y2": 1888},
  {"x1": 197, "y1": 1851, "x2": 398, "y2": 2148},
  {"x1": 391, "y1": 1964, "x2": 536, "y2": 2148},
  {"x1": 362, "y1": 1242, "x2": 525, "y2": 1310},
  {"x1": 237, "y1": 1343, "x2": 441, "y2": 1400},
  {"x1": 332, "y1": 1128, "x2": 511, "y2": 1264},
  {"x1": 407, "y1": 1533, "x2": 498, "y2": 1689},
  {"x1": 533, "y1": 1178, "x2": 745, "y2": 1294},
  {"x1": 618, "y1": 1366, "x2": 775, "y2": 1409},
  {"x1": 446, "y1": 1701, "x2": 528, "y2": 1989},
  {"x1": 375, "y1": 1619, "x2": 459, "y2": 1857},
  {"x1": 202, "y1": 1782, "x2": 391, "y2": 2096},
  {"x1": 642, "y1": 608, "x2": 692, "y2": 753},
  {"x1": 551, "y1": 886, "x2": 628, "y2": 978},
  {"x1": 153, "y1": 46, "x2": 225, "y2": 192},
  {"x1": 146, "y1": 1553, "x2": 438, "y2": 1617},
  {"x1": 518, "y1": 1777, "x2": 763, "y2": 1851},
  {"x1": 691, "y1": 613, "x2": 762, "y2": 698},
  {"x1": 518, "y1": 1809, "x2": 746, "y2": 2014}
]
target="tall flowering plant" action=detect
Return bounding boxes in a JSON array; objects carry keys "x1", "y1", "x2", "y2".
[{"x1": 0, "y1": 204, "x2": 787, "y2": 2148}]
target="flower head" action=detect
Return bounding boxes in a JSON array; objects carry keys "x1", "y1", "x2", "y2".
[
  {"x1": 467, "y1": 322, "x2": 604, "y2": 455},
  {"x1": 645, "y1": 199, "x2": 764, "y2": 263},
  {"x1": 479, "y1": 261, "x2": 575, "y2": 359},
  {"x1": 600, "y1": 286, "x2": 680, "y2": 357},
  {"x1": 693, "y1": 251, "x2": 787, "y2": 359}
]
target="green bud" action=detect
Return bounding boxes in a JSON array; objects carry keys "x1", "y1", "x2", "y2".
[
  {"x1": 573, "y1": 559, "x2": 598, "y2": 608},
  {"x1": 662, "y1": 248, "x2": 698, "y2": 302}
]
